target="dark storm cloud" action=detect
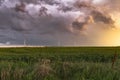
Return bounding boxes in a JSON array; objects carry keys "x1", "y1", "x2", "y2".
[
  {"x1": 57, "y1": 5, "x2": 73, "y2": 12},
  {"x1": 71, "y1": 16, "x2": 93, "y2": 31},
  {"x1": 0, "y1": 5, "x2": 72, "y2": 35},
  {"x1": 71, "y1": 0, "x2": 115, "y2": 30},
  {"x1": 91, "y1": 10, "x2": 114, "y2": 24},
  {"x1": 0, "y1": 0, "x2": 119, "y2": 46},
  {"x1": 19, "y1": 0, "x2": 60, "y2": 5},
  {"x1": 32, "y1": 16, "x2": 72, "y2": 34},
  {"x1": 0, "y1": 8, "x2": 33, "y2": 31},
  {"x1": 39, "y1": 0, "x2": 60, "y2": 5},
  {"x1": 0, "y1": 0, "x2": 71, "y2": 34},
  {"x1": 74, "y1": 1, "x2": 94, "y2": 9},
  {"x1": 72, "y1": 21, "x2": 87, "y2": 30}
]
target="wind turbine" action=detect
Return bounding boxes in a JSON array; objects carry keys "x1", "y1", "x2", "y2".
[
  {"x1": 73, "y1": 41, "x2": 77, "y2": 46},
  {"x1": 23, "y1": 31, "x2": 27, "y2": 46},
  {"x1": 21, "y1": 29, "x2": 31, "y2": 47},
  {"x1": 57, "y1": 40, "x2": 61, "y2": 46}
]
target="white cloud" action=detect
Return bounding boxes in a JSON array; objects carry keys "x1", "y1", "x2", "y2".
[
  {"x1": 92, "y1": 0, "x2": 109, "y2": 5},
  {"x1": 26, "y1": 3, "x2": 41, "y2": 15},
  {"x1": 1, "y1": 0, "x2": 19, "y2": 8}
]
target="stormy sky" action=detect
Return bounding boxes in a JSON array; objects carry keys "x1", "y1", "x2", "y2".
[{"x1": 0, "y1": 0, "x2": 120, "y2": 46}]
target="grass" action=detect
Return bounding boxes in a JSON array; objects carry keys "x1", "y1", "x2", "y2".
[{"x1": 0, "y1": 47, "x2": 119, "y2": 80}]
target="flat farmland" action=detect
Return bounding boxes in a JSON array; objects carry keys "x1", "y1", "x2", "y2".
[{"x1": 0, "y1": 47, "x2": 119, "y2": 80}]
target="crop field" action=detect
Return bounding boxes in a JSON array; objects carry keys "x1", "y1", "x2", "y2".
[{"x1": 0, "y1": 47, "x2": 120, "y2": 80}]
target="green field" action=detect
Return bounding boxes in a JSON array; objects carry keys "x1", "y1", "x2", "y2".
[{"x1": 0, "y1": 47, "x2": 120, "y2": 80}]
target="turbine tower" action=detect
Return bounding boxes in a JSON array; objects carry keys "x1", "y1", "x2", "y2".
[
  {"x1": 23, "y1": 36, "x2": 26, "y2": 46},
  {"x1": 23, "y1": 31, "x2": 27, "y2": 47}
]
